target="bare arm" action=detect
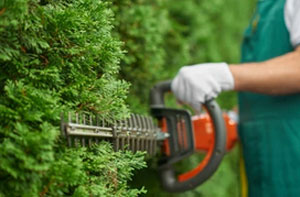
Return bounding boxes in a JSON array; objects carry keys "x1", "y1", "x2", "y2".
[{"x1": 230, "y1": 46, "x2": 300, "y2": 94}]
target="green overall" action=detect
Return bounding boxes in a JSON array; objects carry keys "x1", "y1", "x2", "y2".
[{"x1": 239, "y1": 0, "x2": 300, "y2": 196}]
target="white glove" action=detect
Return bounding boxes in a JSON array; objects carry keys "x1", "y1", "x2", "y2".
[{"x1": 171, "y1": 62, "x2": 234, "y2": 111}]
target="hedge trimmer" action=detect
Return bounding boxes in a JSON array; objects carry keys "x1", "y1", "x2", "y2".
[{"x1": 61, "y1": 80, "x2": 237, "y2": 192}]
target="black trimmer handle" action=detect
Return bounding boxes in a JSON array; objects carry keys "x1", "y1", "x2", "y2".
[
  {"x1": 150, "y1": 80, "x2": 227, "y2": 193},
  {"x1": 150, "y1": 80, "x2": 172, "y2": 107}
]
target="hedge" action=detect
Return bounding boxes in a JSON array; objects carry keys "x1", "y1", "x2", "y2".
[
  {"x1": 0, "y1": 0, "x2": 145, "y2": 196},
  {"x1": 0, "y1": 0, "x2": 256, "y2": 196}
]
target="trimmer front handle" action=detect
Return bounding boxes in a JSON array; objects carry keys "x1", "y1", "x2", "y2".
[{"x1": 150, "y1": 80, "x2": 227, "y2": 193}]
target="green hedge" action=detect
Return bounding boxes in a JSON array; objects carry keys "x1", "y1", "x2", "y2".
[
  {"x1": 0, "y1": 0, "x2": 145, "y2": 196},
  {"x1": 0, "y1": 0, "x2": 256, "y2": 196}
]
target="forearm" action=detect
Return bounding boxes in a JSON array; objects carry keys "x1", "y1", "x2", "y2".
[{"x1": 230, "y1": 47, "x2": 300, "y2": 94}]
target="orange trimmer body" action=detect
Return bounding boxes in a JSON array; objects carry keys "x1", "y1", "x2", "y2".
[{"x1": 192, "y1": 113, "x2": 237, "y2": 152}]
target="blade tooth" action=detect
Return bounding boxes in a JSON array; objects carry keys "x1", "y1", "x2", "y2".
[
  {"x1": 152, "y1": 140, "x2": 155, "y2": 155},
  {"x1": 124, "y1": 117, "x2": 129, "y2": 149},
  {"x1": 125, "y1": 116, "x2": 129, "y2": 131},
  {"x1": 112, "y1": 119, "x2": 117, "y2": 151},
  {"x1": 83, "y1": 114, "x2": 86, "y2": 125},
  {"x1": 112, "y1": 138, "x2": 116, "y2": 151},
  {"x1": 125, "y1": 117, "x2": 129, "y2": 131},
  {"x1": 115, "y1": 118, "x2": 119, "y2": 130},
  {"x1": 118, "y1": 119, "x2": 122, "y2": 131},
  {"x1": 130, "y1": 114, "x2": 136, "y2": 151},
  {"x1": 128, "y1": 135, "x2": 132, "y2": 151},
  {"x1": 131, "y1": 137, "x2": 135, "y2": 153},
  {"x1": 148, "y1": 139, "x2": 152, "y2": 155},
  {"x1": 134, "y1": 114, "x2": 139, "y2": 130},
  {"x1": 145, "y1": 139, "x2": 150, "y2": 154},
  {"x1": 134, "y1": 137, "x2": 137, "y2": 152},
  {"x1": 132, "y1": 114, "x2": 138, "y2": 131},
  {"x1": 68, "y1": 112, "x2": 72, "y2": 123},
  {"x1": 74, "y1": 137, "x2": 79, "y2": 147},
  {"x1": 68, "y1": 136, "x2": 72, "y2": 147},
  {"x1": 127, "y1": 132, "x2": 130, "y2": 151},
  {"x1": 143, "y1": 116, "x2": 149, "y2": 153},
  {"x1": 126, "y1": 116, "x2": 133, "y2": 152},
  {"x1": 145, "y1": 135, "x2": 149, "y2": 154},
  {"x1": 113, "y1": 118, "x2": 117, "y2": 129},
  {"x1": 149, "y1": 117, "x2": 155, "y2": 132},
  {"x1": 88, "y1": 138, "x2": 92, "y2": 147},
  {"x1": 140, "y1": 115, "x2": 146, "y2": 152},
  {"x1": 119, "y1": 119, "x2": 122, "y2": 131},
  {"x1": 140, "y1": 116, "x2": 145, "y2": 152},
  {"x1": 149, "y1": 117, "x2": 156, "y2": 155},
  {"x1": 60, "y1": 112, "x2": 65, "y2": 137},
  {"x1": 146, "y1": 116, "x2": 153, "y2": 154},
  {"x1": 76, "y1": 113, "x2": 79, "y2": 124},
  {"x1": 136, "y1": 127, "x2": 140, "y2": 152},
  {"x1": 89, "y1": 114, "x2": 93, "y2": 125},
  {"x1": 141, "y1": 115, "x2": 147, "y2": 132},
  {"x1": 120, "y1": 116, "x2": 124, "y2": 150},
  {"x1": 138, "y1": 116, "x2": 145, "y2": 151},
  {"x1": 131, "y1": 132, "x2": 134, "y2": 152},
  {"x1": 96, "y1": 114, "x2": 99, "y2": 126},
  {"x1": 134, "y1": 115, "x2": 138, "y2": 153},
  {"x1": 144, "y1": 116, "x2": 149, "y2": 134},
  {"x1": 102, "y1": 116, "x2": 105, "y2": 127},
  {"x1": 129, "y1": 115, "x2": 133, "y2": 130},
  {"x1": 81, "y1": 138, "x2": 85, "y2": 147},
  {"x1": 115, "y1": 137, "x2": 119, "y2": 152},
  {"x1": 115, "y1": 135, "x2": 119, "y2": 152},
  {"x1": 147, "y1": 117, "x2": 152, "y2": 132},
  {"x1": 150, "y1": 117, "x2": 157, "y2": 153},
  {"x1": 147, "y1": 116, "x2": 153, "y2": 133},
  {"x1": 113, "y1": 119, "x2": 118, "y2": 132},
  {"x1": 144, "y1": 116, "x2": 150, "y2": 153},
  {"x1": 119, "y1": 137, "x2": 122, "y2": 152},
  {"x1": 148, "y1": 140, "x2": 151, "y2": 155},
  {"x1": 124, "y1": 130, "x2": 128, "y2": 150},
  {"x1": 123, "y1": 118, "x2": 126, "y2": 130},
  {"x1": 129, "y1": 114, "x2": 134, "y2": 131},
  {"x1": 80, "y1": 112, "x2": 82, "y2": 124},
  {"x1": 140, "y1": 115, "x2": 146, "y2": 153},
  {"x1": 136, "y1": 138, "x2": 140, "y2": 152},
  {"x1": 138, "y1": 114, "x2": 143, "y2": 130},
  {"x1": 144, "y1": 139, "x2": 147, "y2": 153},
  {"x1": 121, "y1": 137, "x2": 125, "y2": 151},
  {"x1": 112, "y1": 137, "x2": 116, "y2": 151},
  {"x1": 141, "y1": 138, "x2": 144, "y2": 152},
  {"x1": 141, "y1": 116, "x2": 147, "y2": 141}
]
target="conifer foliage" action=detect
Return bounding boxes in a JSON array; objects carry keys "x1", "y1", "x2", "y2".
[
  {"x1": 111, "y1": 0, "x2": 170, "y2": 114},
  {"x1": 0, "y1": 0, "x2": 145, "y2": 196}
]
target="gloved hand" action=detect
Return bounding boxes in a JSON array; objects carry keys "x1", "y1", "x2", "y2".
[{"x1": 171, "y1": 63, "x2": 234, "y2": 111}]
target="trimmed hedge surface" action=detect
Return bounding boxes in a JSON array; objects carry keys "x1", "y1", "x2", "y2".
[{"x1": 0, "y1": 0, "x2": 145, "y2": 196}]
